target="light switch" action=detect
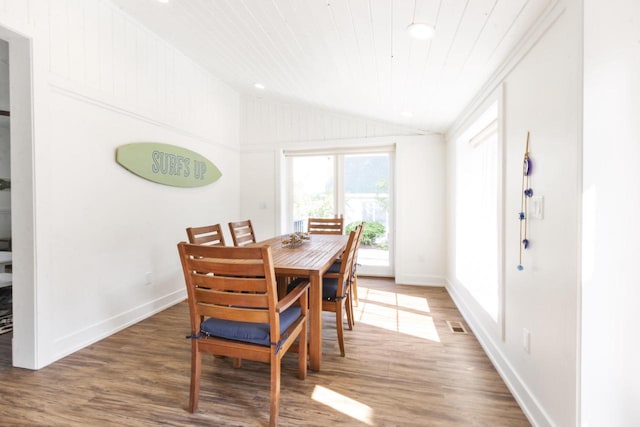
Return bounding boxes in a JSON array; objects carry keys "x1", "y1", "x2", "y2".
[{"x1": 530, "y1": 196, "x2": 544, "y2": 219}]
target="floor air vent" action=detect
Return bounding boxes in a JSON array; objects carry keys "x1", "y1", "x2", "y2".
[{"x1": 447, "y1": 320, "x2": 468, "y2": 334}]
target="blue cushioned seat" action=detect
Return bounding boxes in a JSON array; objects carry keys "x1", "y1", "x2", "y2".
[
  {"x1": 287, "y1": 277, "x2": 347, "y2": 302},
  {"x1": 327, "y1": 260, "x2": 358, "y2": 275},
  {"x1": 327, "y1": 261, "x2": 341, "y2": 273},
  {"x1": 286, "y1": 277, "x2": 306, "y2": 294},
  {"x1": 200, "y1": 305, "x2": 302, "y2": 346}
]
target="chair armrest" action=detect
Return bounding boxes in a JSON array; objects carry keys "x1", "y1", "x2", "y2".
[
  {"x1": 276, "y1": 280, "x2": 310, "y2": 313},
  {"x1": 323, "y1": 272, "x2": 340, "y2": 279}
]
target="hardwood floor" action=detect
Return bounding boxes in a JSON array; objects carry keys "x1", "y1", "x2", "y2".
[{"x1": 0, "y1": 278, "x2": 530, "y2": 426}]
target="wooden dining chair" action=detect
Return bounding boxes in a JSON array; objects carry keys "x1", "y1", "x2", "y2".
[
  {"x1": 290, "y1": 227, "x2": 358, "y2": 356},
  {"x1": 323, "y1": 228, "x2": 358, "y2": 356},
  {"x1": 307, "y1": 216, "x2": 344, "y2": 235},
  {"x1": 349, "y1": 221, "x2": 364, "y2": 307},
  {"x1": 228, "y1": 219, "x2": 257, "y2": 247},
  {"x1": 327, "y1": 221, "x2": 364, "y2": 314},
  {"x1": 185, "y1": 224, "x2": 226, "y2": 246},
  {"x1": 177, "y1": 242, "x2": 310, "y2": 427}
]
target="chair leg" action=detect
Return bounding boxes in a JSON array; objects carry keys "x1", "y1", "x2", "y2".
[
  {"x1": 188, "y1": 344, "x2": 201, "y2": 413},
  {"x1": 336, "y1": 303, "x2": 345, "y2": 357},
  {"x1": 276, "y1": 275, "x2": 289, "y2": 299},
  {"x1": 352, "y1": 273, "x2": 359, "y2": 306},
  {"x1": 298, "y1": 318, "x2": 308, "y2": 380},
  {"x1": 270, "y1": 353, "x2": 281, "y2": 427},
  {"x1": 346, "y1": 292, "x2": 354, "y2": 330}
]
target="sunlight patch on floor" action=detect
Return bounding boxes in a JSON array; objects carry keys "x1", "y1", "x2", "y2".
[
  {"x1": 355, "y1": 287, "x2": 440, "y2": 342},
  {"x1": 396, "y1": 293, "x2": 431, "y2": 312},
  {"x1": 311, "y1": 385, "x2": 374, "y2": 425}
]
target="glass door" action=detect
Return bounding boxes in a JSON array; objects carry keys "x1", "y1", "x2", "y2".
[
  {"x1": 287, "y1": 151, "x2": 393, "y2": 277},
  {"x1": 290, "y1": 155, "x2": 335, "y2": 231},
  {"x1": 343, "y1": 153, "x2": 392, "y2": 276}
]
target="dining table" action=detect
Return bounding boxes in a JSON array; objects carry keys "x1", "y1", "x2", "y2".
[{"x1": 255, "y1": 233, "x2": 348, "y2": 371}]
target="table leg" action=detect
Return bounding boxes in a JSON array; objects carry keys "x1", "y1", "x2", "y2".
[{"x1": 308, "y1": 271, "x2": 322, "y2": 371}]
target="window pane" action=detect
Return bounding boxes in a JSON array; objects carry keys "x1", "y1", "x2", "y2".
[
  {"x1": 455, "y1": 116, "x2": 499, "y2": 320},
  {"x1": 292, "y1": 156, "x2": 335, "y2": 221},
  {"x1": 344, "y1": 154, "x2": 390, "y2": 267}
]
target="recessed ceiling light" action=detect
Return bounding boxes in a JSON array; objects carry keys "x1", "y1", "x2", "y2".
[
  {"x1": 401, "y1": 111, "x2": 413, "y2": 118},
  {"x1": 254, "y1": 83, "x2": 265, "y2": 90},
  {"x1": 407, "y1": 23, "x2": 435, "y2": 40}
]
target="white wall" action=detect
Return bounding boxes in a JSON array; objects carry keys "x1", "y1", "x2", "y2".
[
  {"x1": 240, "y1": 96, "x2": 446, "y2": 284},
  {"x1": 0, "y1": 0, "x2": 241, "y2": 368},
  {"x1": 0, "y1": 39, "x2": 10, "y2": 239},
  {"x1": 445, "y1": 1, "x2": 580, "y2": 426},
  {"x1": 582, "y1": 1, "x2": 640, "y2": 425},
  {"x1": 395, "y1": 135, "x2": 446, "y2": 285},
  {"x1": 238, "y1": 149, "x2": 278, "y2": 243}
]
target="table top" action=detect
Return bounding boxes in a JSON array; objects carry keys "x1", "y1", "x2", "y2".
[{"x1": 256, "y1": 234, "x2": 348, "y2": 274}]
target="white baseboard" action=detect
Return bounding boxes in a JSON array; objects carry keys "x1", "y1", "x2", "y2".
[
  {"x1": 47, "y1": 289, "x2": 186, "y2": 367},
  {"x1": 395, "y1": 274, "x2": 446, "y2": 286},
  {"x1": 445, "y1": 280, "x2": 554, "y2": 427}
]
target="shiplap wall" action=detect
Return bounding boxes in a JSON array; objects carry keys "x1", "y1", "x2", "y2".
[
  {"x1": 241, "y1": 95, "x2": 421, "y2": 148},
  {"x1": 0, "y1": 0, "x2": 242, "y2": 368},
  {"x1": 45, "y1": 0, "x2": 239, "y2": 147}
]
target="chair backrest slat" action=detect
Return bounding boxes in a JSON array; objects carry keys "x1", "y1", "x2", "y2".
[
  {"x1": 189, "y1": 258, "x2": 265, "y2": 278},
  {"x1": 194, "y1": 287, "x2": 270, "y2": 308},
  {"x1": 186, "y1": 224, "x2": 226, "y2": 246},
  {"x1": 228, "y1": 220, "x2": 257, "y2": 247},
  {"x1": 195, "y1": 303, "x2": 271, "y2": 323},
  {"x1": 308, "y1": 217, "x2": 344, "y2": 235},
  {"x1": 191, "y1": 274, "x2": 267, "y2": 293}
]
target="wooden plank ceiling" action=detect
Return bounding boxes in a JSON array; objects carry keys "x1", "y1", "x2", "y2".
[{"x1": 110, "y1": 0, "x2": 553, "y2": 133}]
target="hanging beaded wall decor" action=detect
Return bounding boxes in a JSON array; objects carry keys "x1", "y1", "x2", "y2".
[{"x1": 518, "y1": 131, "x2": 533, "y2": 271}]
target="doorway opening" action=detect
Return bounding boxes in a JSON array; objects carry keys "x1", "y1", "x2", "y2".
[
  {"x1": 0, "y1": 38, "x2": 11, "y2": 359},
  {"x1": 0, "y1": 24, "x2": 37, "y2": 369}
]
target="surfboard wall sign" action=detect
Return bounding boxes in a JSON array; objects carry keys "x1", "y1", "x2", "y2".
[{"x1": 116, "y1": 142, "x2": 222, "y2": 188}]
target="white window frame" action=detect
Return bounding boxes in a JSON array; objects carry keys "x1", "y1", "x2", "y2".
[
  {"x1": 283, "y1": 146, "x2": 395, "y2": 277},
  {"x1": 452, "y1": 86, "x2": 505, "y2": 339}
]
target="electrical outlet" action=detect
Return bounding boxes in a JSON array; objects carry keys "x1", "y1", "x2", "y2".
[
  {"x1": 522, "y1": 328, "x2": 531, "y2": 353},
  {"x1": 145, "y1": 272, "x2": 153, "y2": 286}
]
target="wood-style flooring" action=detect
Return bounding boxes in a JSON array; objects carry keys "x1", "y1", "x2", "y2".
[{"x1": 0, "y1": 278, "x2": 530, "y2": 426}]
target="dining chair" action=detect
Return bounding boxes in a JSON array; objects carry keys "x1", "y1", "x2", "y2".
[
  {"x1": 177, "y1": 242, "x2": 310, "y2": 427},
  {"x1": 349, "y1": 221, "x2": 364, "y2": 307},
  {"x1": 327, "y1": 221, "x2": 364, "y2": 314},
  {"x1": 186, "y1": 224, "x2": 226, "y2": 246},
  {"x1": 290, "y1": 227, "x2": 358, "y2": 356},
  {"x1": 228, "y1": 219, "x2": 257, "y2": 247},
  {"x1": 307, "y1": 216, "x2": 344, "y2": 235}
]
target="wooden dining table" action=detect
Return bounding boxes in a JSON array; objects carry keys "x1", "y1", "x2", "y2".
[{"x1": 255, "y1": 233, "x2": 348, "y2": 371}]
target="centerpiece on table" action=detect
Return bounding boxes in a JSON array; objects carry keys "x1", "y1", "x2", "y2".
[{"x1": 281, "y1": 232, "x2": 311, "y2": 248}]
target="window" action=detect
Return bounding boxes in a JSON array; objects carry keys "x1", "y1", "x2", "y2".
[
  {"x1": 455, "y1": 101, "x2": 501, "y2": 322},
  {"x1": 285, "y1": 148, "x2": 394, "y2": 276}
]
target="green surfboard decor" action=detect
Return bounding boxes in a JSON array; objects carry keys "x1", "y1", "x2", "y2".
[{"x1": 116, "y1": 142, "x2": 222, "y2": 187}]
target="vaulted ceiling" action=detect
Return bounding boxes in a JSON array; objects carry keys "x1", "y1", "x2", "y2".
[{"x1": 110, "y1": 0, "x2": 553, "y2": 133}]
